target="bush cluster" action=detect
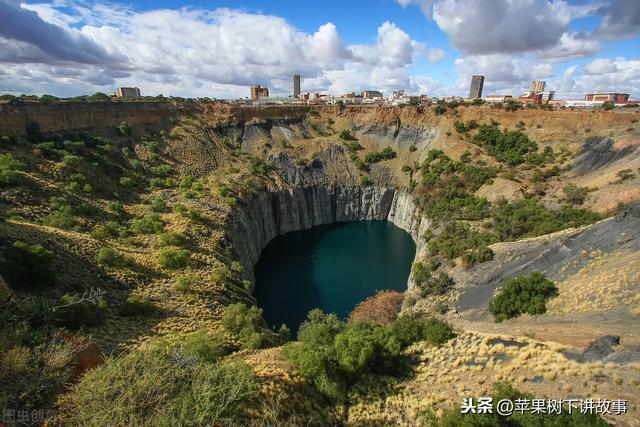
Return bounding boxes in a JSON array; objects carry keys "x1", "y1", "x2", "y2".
[
  {"x1": 118, "y1": 294, "x2": 159, "y2": 317},
  {"x1": 489, "y1": 272, "x2": 558, "y2": 322},
  {"x1": 284, "y1": 310, "x2": 455, "y2": 401},
  {"x1": 364, "y1": 147, "x2": 397, "y2": 163},
  {"x1": 0, "y1": 153, "x2": 25, "y2": 185},
  {"x1": 0, "y1": 241, "x2": 56, "y2": 289},
  {"x1": 157, "y1": 248, "x2": 190, "y2": 269},
  {"x1": 427, "y1": 222, "x2": 495, "y2": 264},
  {"x1": 59, "y1": 346, "x2": 257, "y2": 425},
  {"x1": 95, "y1": 246, "x2": 132, "y2": 268},
  {"x1": 412, "y1": 262, "x2": 454, "y2": 296},
  {"x1": 130, "y1": 212, "x2": 164, "y2": 234},
  {"x1": 221, "y1": 303, "x2": 267, "y2": 350},
  {"x1": 417, "y1": 150, "x2": 495, "y2": 222},
  {"x1": 491, "y1": 197, "x2": 601, "y2": 240},
  {"x1": 472, "y1": 124, "x2": 537, "y2": 165},
  {"x1": 54, "y1": 294, "x2": 107, "y2": 330}
]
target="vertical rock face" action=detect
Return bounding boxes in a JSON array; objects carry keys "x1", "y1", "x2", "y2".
[{"x1": 227, "y1": 185, "x2": 425, "y2": 287}]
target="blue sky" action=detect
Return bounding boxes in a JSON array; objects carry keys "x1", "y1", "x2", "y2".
[{"x1": 0, "y1": 0, "x2": 638, "y2": 99}]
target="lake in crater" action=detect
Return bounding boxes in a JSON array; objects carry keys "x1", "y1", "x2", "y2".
[{"x1": 253, "y1": 221, "x2": 416, "y2": 333}]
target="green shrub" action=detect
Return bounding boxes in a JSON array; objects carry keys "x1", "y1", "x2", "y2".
[
  {"x1": 339, "y1": 129, "x2": 356, "y2": 141},
  {"x1": 489, "y1": 272, "x2": 558, "y2": 322},
  {"x1": 116, "y1": 121, "x2": 131, "y2": 136},
  {"x1": 95, "y1": 247, "x2": 131, "y2": 268},
  {"x1": 54, "y1": 294, "x2": 107, "y2": 330},
  {"x1": 472, "y1": 124, "x2": 537, "y2": 165},
  {"x1": 156, "y1": 231, "x2": 187, "y2": 248},
  {"x1": 364, "y1": 147, "x2": 397, "y2": 163},
  {"x1": 118, "y1": 295, "x2": 158, "y2": 317},
  {"x1": 334, "y1": 321, "x2": 401, "y2": 378},
  {"x1": 150, "y1": 197, "x2": 166, "y2": 212},
  {"x1": 434, "y1": 105, "x2": 447, "y2": 115},
  {"x1": 149, "y1": 177, "x2": 167, "y2": 189},
  {"x1": 434, "y1": 301, "x2": 449, "y2": 314},
  {"x1": 412, "y1": 262, "x2": 454, "y2": 296},
  {"x1": 174, "y1": 273, "x2": 196, "y2": 293},
  {"x1": 157, "y1": 248, "x2": 190, "y2": 269},
  {"x1": 130, "y1": 212, "x2": 164, "y2": 234},
  {"x1": 0, "y1": 241, "x2": 55, "y2": 289},
  {"x1": 59, "y1": 347, "x2": 257, "y2": 426},
  {"x1": 151, "y1": 164, "x2": 173, "y2": 177},
  {"x1": 359, "y1": 174, "x2": 373, "y2": 186},
  {"x1": 284, "y1": 310, "x2": 454, "y2": 401},
  {"x1": 180, "y1": 330, "x2": 228, "y2": 363},
  {"x1": 221, "y1": 303, "x2": 265, "y2": 350},
  {"x1": 91, "y1": 221, "x2": 121, "y2": 240},
  {"x1": 0, "y1": 153, "x2": 25, "y2": 185},
  {"x1": 119, "y1": 176, "x2": 135, "y2": 188},
  {"x1": 562, "y1": 184, "x2": 590, "y2": 205},
  {"x1": 428, "y1": 222, "x2": 495, "y2": 262},
  {"x1": 422, "y1": 317, "x2": 456, "y2": 345},
  {"x1": 602, "y1": 100, "x2": 614, "y2": 111},
  {"x1": 462, "y1": 245, "x2": 495, "y2": 267},
  {"x1": 409, "y1": 144, "x2": 417, "y2": 152},
  {"x1": 616, "y1": 168, "x2": 635, "y2": 182},
  {"x1": 56, "y1": 154, "x2": 81, "y2": 170},
  {"x1": 417, "y1": 150, "x2": 495, "y2": 221},
  {"x1": 248, "y1": 156, "x2": 272, "y2": 176},
  {"x1": 42, "y1": 204, "x2": 77, "y2": 230},
  {"x1": 490, "y1": 198, "x2": 601, "y2": 240}
]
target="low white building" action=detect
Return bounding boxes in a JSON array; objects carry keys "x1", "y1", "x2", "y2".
[
  {"x1": 483, "y1": 95, "x2": 513, "y2": 103},
  {"x1": 565, "y1": 100, "x2": 605, "y2": 108}
]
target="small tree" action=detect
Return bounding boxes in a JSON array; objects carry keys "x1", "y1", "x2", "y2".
[
  {"x1": 602, "y1": 101, "x2": 615, "y2": 111},
  {"x1": 489, "y1": 272, "x2": 558, "y2": 322}
]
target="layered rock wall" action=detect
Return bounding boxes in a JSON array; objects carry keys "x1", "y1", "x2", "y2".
[{"x1": 228, "y1": 185, "x2": 427, "y2": 288}]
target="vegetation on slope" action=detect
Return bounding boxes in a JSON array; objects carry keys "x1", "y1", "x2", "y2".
[
  {"x1": 59, "y1": 343, "x2": 257, "y2": 425},
  {"x1": 284, "y1": 309, "x2": 455, "y2": 401},
  {"x1": 489, "y1": 273, "x2": 559, "y2": 322}
]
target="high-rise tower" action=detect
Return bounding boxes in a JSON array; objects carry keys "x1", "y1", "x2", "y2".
[
  {"x1": 293, "y1": 74, "x2": 301, "y2": 98},
  {"x1": 469, "y1": 75, "x2": 484, "y2": 99},
  {"x1": 530, "y1": 80, "x2": 546, "y2": 93}
]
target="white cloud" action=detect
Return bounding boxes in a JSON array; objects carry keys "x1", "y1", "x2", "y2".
[
  {"x1": 432, "y1": 0, "x2": 572, "y2": 55},
  {"x1": 595, "y1": 0, "x2": 640, "y2": 39},
  {"x1": 400, "y1": 0, "x2": 603, "y2": 63},
  {"x1": 537, "y1": 32, "x2": 601, "y2": 62},
  {"x1": 427, "y1": 47, "x2": 445, "y2": 64},
  {"x1": 583, "y1": 58, "x2": 618, "y2": 75},
  {"x1": 455, "y1": 54, "x2": 554, "y2": 95},
  {"x1": 555, "y1": 57, "x2": 640, "y2": 99},
  {"x1": 0, "y1": 2, "x2": 445, "y2": 97}
]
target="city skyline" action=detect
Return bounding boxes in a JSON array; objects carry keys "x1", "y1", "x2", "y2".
[{"x1": 0, "y1": 0, "x2": 639, "y2": 99}]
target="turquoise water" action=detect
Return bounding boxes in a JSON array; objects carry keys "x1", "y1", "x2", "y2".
[{"x1": 253, "y1": 221, "x2": 416, "y2": 333}]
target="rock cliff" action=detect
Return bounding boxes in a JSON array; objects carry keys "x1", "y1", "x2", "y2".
[{"x1": 227, "y1": 185, "x2": 426, "y2": 286}]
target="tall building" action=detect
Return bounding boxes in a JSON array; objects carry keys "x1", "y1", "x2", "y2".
[
  {"x1": 293, "y1": 74, "x2": 301, "y2": 98},
  {"x1": 250, "y1": 85, "x2": 269, "y2": 101},
  {"x1": 530, "y1": 80, "x2": 546, "y2": 93},
  {"x1": 116, "y1": 87, "x2": 141, "y2": 97},
  {"x1": 469, "y1": 75, "x2": 484, "y2": 99}
]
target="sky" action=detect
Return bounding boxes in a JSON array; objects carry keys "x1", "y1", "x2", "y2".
[{"x1": 0, "y1": 0, "x2": 639, "y2": 99}]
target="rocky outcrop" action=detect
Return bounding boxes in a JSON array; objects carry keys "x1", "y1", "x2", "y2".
[
  {"x1": 0, "y1": 101, "x2": 194, "y2": 136},
  {"x1": 227, "y1": 185, "x2": 424, "y2": 286}
]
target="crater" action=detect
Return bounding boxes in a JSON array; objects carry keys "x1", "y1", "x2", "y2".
[{"x1": 253, "y1": 220, "x2": 416, "y2": 332}]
